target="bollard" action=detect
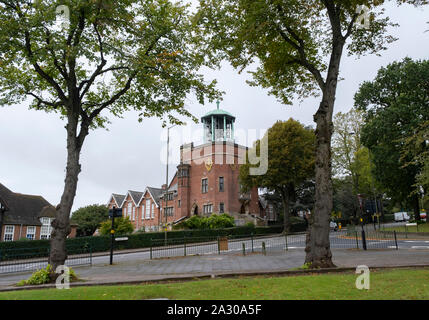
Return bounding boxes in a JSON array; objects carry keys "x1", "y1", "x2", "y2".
[
  {"x1": 355, "y1": 231, "x2": 359, "y2": 249},
  {"x1": 361, "y1": 230, "x2": 367, "y2": 250},
  {"x1": 184, "y1": 236, "x2": 187, "y2": 257},
  {"x1": 262, "y1": 242, "x2": 266, "y2": 255},
  {"x1": 394, "y1": 231, "x2": 398, "y2": 250},
  {"x1": 242, "y1": 243, "x2": 246, "y2": 256}
]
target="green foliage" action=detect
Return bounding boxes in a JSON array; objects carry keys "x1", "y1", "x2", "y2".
[
  {"x1": 0, "y1": 0, "x2": 220, "y2": 125},
  {"x1": 17, "y1": 265, "x2": 78, "y2": 286},
  {"x1": 196, "y1": 0, "x2": 396, "y2": 105},
  {"x1": 71, "y1": 204, "x2": 109, "y2": 237},
  {"x1": 176, "y1": 214, "x2": 235, "y2": 230},
  {"x1": 356, "y1": 58, "x2": 429, "y2": 207},
  {"x1": 240, "y1": 119, "x2": 315, "y2": 231},
  {"x1": 99, "y1": 217, "x2": 134, "y2": 236}
]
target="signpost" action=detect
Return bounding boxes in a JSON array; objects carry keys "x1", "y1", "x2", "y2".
[{"x1": 108, "y1": 207, "x2": 122, "y2": 265}]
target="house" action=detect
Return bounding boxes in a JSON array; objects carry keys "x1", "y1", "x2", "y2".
[
  {"x1": 0, "y1": 183, "x2": 77, "y2": 241},
  {"x1": 107, "y1": 103, "x2": 262, "y2": 232}
]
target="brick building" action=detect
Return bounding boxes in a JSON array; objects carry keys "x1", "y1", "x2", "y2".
[
  {"x1": 0, "y1": 183, "x2": 77, "y2": 242},
  {"x1": 108, "y1": 103, "x2": 267, "y2": 232}
]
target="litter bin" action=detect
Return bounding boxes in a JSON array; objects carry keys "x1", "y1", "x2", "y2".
[{"x1": 218, "y1": 236, "x2": 228, "y2": 251}]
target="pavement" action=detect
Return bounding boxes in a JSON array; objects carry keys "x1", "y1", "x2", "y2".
[{"x1": 1, "y1": 247, "x2": 429, "y2": 291}]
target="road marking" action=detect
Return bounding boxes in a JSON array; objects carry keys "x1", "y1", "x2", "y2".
[
  {"x1": 405, "y1": 241, "x2": 429, "y2": 243},
  {"x1": 411, "y1": 246, "x2": 429, "y2": 249}
]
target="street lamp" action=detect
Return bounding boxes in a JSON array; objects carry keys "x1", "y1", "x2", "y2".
[{"x1": 164, "y1": 124, "x2": 177, "y2": 245}]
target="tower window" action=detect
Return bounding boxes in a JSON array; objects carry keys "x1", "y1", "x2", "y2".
[
  {"x1": 219, "y1": 177, "x2": 224, "y2": 192},
  {"x1": 219, "y1": 203, "x2": 224, "y2": 213},
  {"x1": 202, "y1": 178, "x2": 208, "y2": 193}
]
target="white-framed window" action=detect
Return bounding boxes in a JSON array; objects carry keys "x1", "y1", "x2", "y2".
[
  {"x1": 40, "y1": 217, "x2": 53, "y2": 239},
  {"x1": 165, "y1": 207, "x2": 174, "y2": 217},
  {"x1": 132, "y1": 207, "x2": 136, "y2": 221},
  {"x1": 141, "y1": 205, "x2": 145, "y2": 220},
  {"x1": 151, "y1": 203, "x2": 155, "y2": 219},
  {"x1": 26, "y1": 226, "x2": 36, "y2": 240},
  {"x1": 219, "y1": 203, "x2": 225, "y2": 213},
  {"x1": 4, "y1": 225, "x2": 14, "y2": 242},
  {"x1": 127, "y1": 202, "x2": 132, "y2": 219},
  {"x1": 145, "y1": 199, "x2": 151, "y2": 219},
  {"x1": 203, "y1": 204, "x2": 213, "y2": 214}
]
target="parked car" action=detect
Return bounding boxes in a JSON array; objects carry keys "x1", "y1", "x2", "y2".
[
  {"x1": 394, "y1": 212, "x2": 410, "y2": 222},
  {"x1": 420, "y1": 212, "x2": 427, "y2": 221},
  {"x1": 330, "y1": 221, "x2": 338, "y2": 231}
]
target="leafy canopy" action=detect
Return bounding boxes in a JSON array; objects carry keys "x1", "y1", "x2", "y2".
[
  {"x1": 0, "y1": 0, "x2": 220, "y2": 129},
  {"x1": 355, "y1": 58, "x2": 429, "y2": 204},
  {"x1": 70, "y1": 204, "x2": 109, "y2": 237},
  {"x1": 99, "y1": 216, "x2": 134, "y2": 236},
  {"x1": 195, "y1": 0, "x2": 399, "y2": 104}
]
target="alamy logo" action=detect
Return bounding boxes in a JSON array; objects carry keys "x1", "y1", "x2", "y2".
[
  {"x1": 55, "y1": 265, "x2": 71, "y2": 290},
  {"x1": 356, "y1": 5, "x2": 370, "y2": 30},
  {"x1": 355, "y1": 265, "x2": 370, "y2": 290},
  {"x1": 55, "y1": 5, "x2": 70, "y2": 30}
]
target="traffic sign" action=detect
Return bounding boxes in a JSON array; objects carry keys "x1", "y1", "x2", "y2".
[{"x1": 109, "y1": 207, "x2": 122, "y2": 218}]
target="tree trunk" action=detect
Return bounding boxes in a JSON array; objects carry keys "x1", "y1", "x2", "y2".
[
  {"x1": 282, "y1": 190, "x2": 290, "y2": 233},
  {"x1": 49, "y1": 116, "x2": 86, "y2": 276},
  {"x1": 305, "y1": 39, "x2": 344, "y2": 269}
]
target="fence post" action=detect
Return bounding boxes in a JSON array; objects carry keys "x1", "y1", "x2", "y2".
[
  {"x1": 405, "y1": 224, "x2": 408, "y2": 239},
  {"x1": 184, "y1": 236, "x2": 187, "y2": 257},
  {"x1": 217, "y1": 237, "x2": 220, "y2": 255},
  {"x1": 242, "y1": 243, "x2": 246, "y2": 256},
  {"x1": 394, "y1": 231, "x2": 398, "y2": 250},
  {"x1": 361, "y1": 230, "x2": 367, "y2": 250},
  {"x1": 355, "y1": 231, "x2": 359, "y2": 249},
  {"x1": 90, "y1": 244, "x2": 92, "y2": 266},
  {"x1": 262, "y1": 242, "x2": 266, "y2": 255},
  {"x1": 251, "y1": 233, "x2": 254, "y2": 253},
  {"x1": 150, "y1": 238, "x2": 153, "y2": 260},
  {"x1": 285, "y1": 233, "x2": 288, "y2": 251}
]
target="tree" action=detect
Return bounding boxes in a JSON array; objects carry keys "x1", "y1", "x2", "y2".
[
  {"x1": 70, "y1": 204, "x2": 109, "y2": 237},
  {"x1": 239, "y1": 119, "x2": 315, "y2": 233},
  {"x1": 99, "y1": 217, "x2": 134, "y2": 236},
  {"x1": 196, "y1": 0, "x2": 406, "y2": 268},
  {"x1": 355, "y1": 58, "x2": 429, "y2": 220},
  {"x1": 0, "y1": 0, "x2": 219, "y2": 273}
]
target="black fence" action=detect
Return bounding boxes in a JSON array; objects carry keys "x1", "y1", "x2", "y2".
[
  {"x1": 0, "y1": 245, "x2": 92, "y2": 275},
  {"x1": 148, "y1": 230, "x2": 399, "y2": 260}
]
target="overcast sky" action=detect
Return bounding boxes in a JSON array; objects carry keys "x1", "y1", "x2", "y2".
[{"x1": 0, "y1": 2, "x2": 428, "y2": 213}]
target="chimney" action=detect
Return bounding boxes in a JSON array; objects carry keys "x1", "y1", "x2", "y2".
[{"x1": 161, "y1": 184, "x2": 167, "y2": 190}]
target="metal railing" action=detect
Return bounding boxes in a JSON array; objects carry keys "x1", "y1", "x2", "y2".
[
  {"x1": 0, "y1": 245, "x2": 92, "y2": 274},
  {"x1": 148, "y1": 230, "x2": 401, "y2": 260}
]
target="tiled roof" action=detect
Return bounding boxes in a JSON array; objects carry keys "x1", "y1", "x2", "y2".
[
  {"x1": 147, "y1": 187, "x2": 164, "y2": 206},
  {"x1": 0, "y1": 183, "x2": 55, "y2": 226},
  {"x1": 111, "y1": 194, "x2": 126, "y2": 208},
  {"x1": 128, "y1": 190, "x2": 144, "y2": 205}
]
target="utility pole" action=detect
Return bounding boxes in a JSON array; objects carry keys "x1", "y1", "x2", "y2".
[{"x1": 164, "y1": 124, "x2": 177, "y2": 245}]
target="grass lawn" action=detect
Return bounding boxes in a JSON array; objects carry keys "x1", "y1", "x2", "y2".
[
  {"x1": 0, "y1": 268, "x2": 428, "y2": 300},
  {"x1": 383, "y1": 222, "x2": 429, "y2": 233}
]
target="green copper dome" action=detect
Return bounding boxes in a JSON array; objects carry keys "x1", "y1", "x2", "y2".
[{"x1": 201, "y1": 101, "x2": 235, "y2": 121}]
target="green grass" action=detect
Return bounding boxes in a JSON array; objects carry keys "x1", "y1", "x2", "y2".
[
  {"x1": 383, "y1": 223, "x2": 429, "y2": 233},
  {"x1": 1, "y1": 268, "x2": 429, "y2": 300}
]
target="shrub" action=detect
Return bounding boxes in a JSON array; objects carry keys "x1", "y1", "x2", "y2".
[
  {"x1": 17, "y1": 265, "x2": 79, "y2": 286},
  {"x1": 176, "y1": 214, "x2": 235, "y2": 230},
  {"x1": 99, "y1": 217, "x2": 134, "y2": 236}
]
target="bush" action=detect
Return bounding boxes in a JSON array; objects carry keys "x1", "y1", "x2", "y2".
[
  {"x1": 17, "y1": 265, "x2": 78, "y2": 286},
  {"x1": 383, "y1": 214, "x2": 395, "y2": 223},
  {"x1": 175, "y1": 214, "x2": 235, "y2": 230},
  {"x1": 99, "y1": 217, "x2": 134, "y2": 236}
]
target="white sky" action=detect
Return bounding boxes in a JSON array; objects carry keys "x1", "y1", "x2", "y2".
[{"x1": 0, "y1": 2, "x2": 428, "y2": 213}]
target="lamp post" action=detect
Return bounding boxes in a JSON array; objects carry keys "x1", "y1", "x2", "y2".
[{"x1": 164, "y1": 124, "x2": 177, "y2": 245}]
